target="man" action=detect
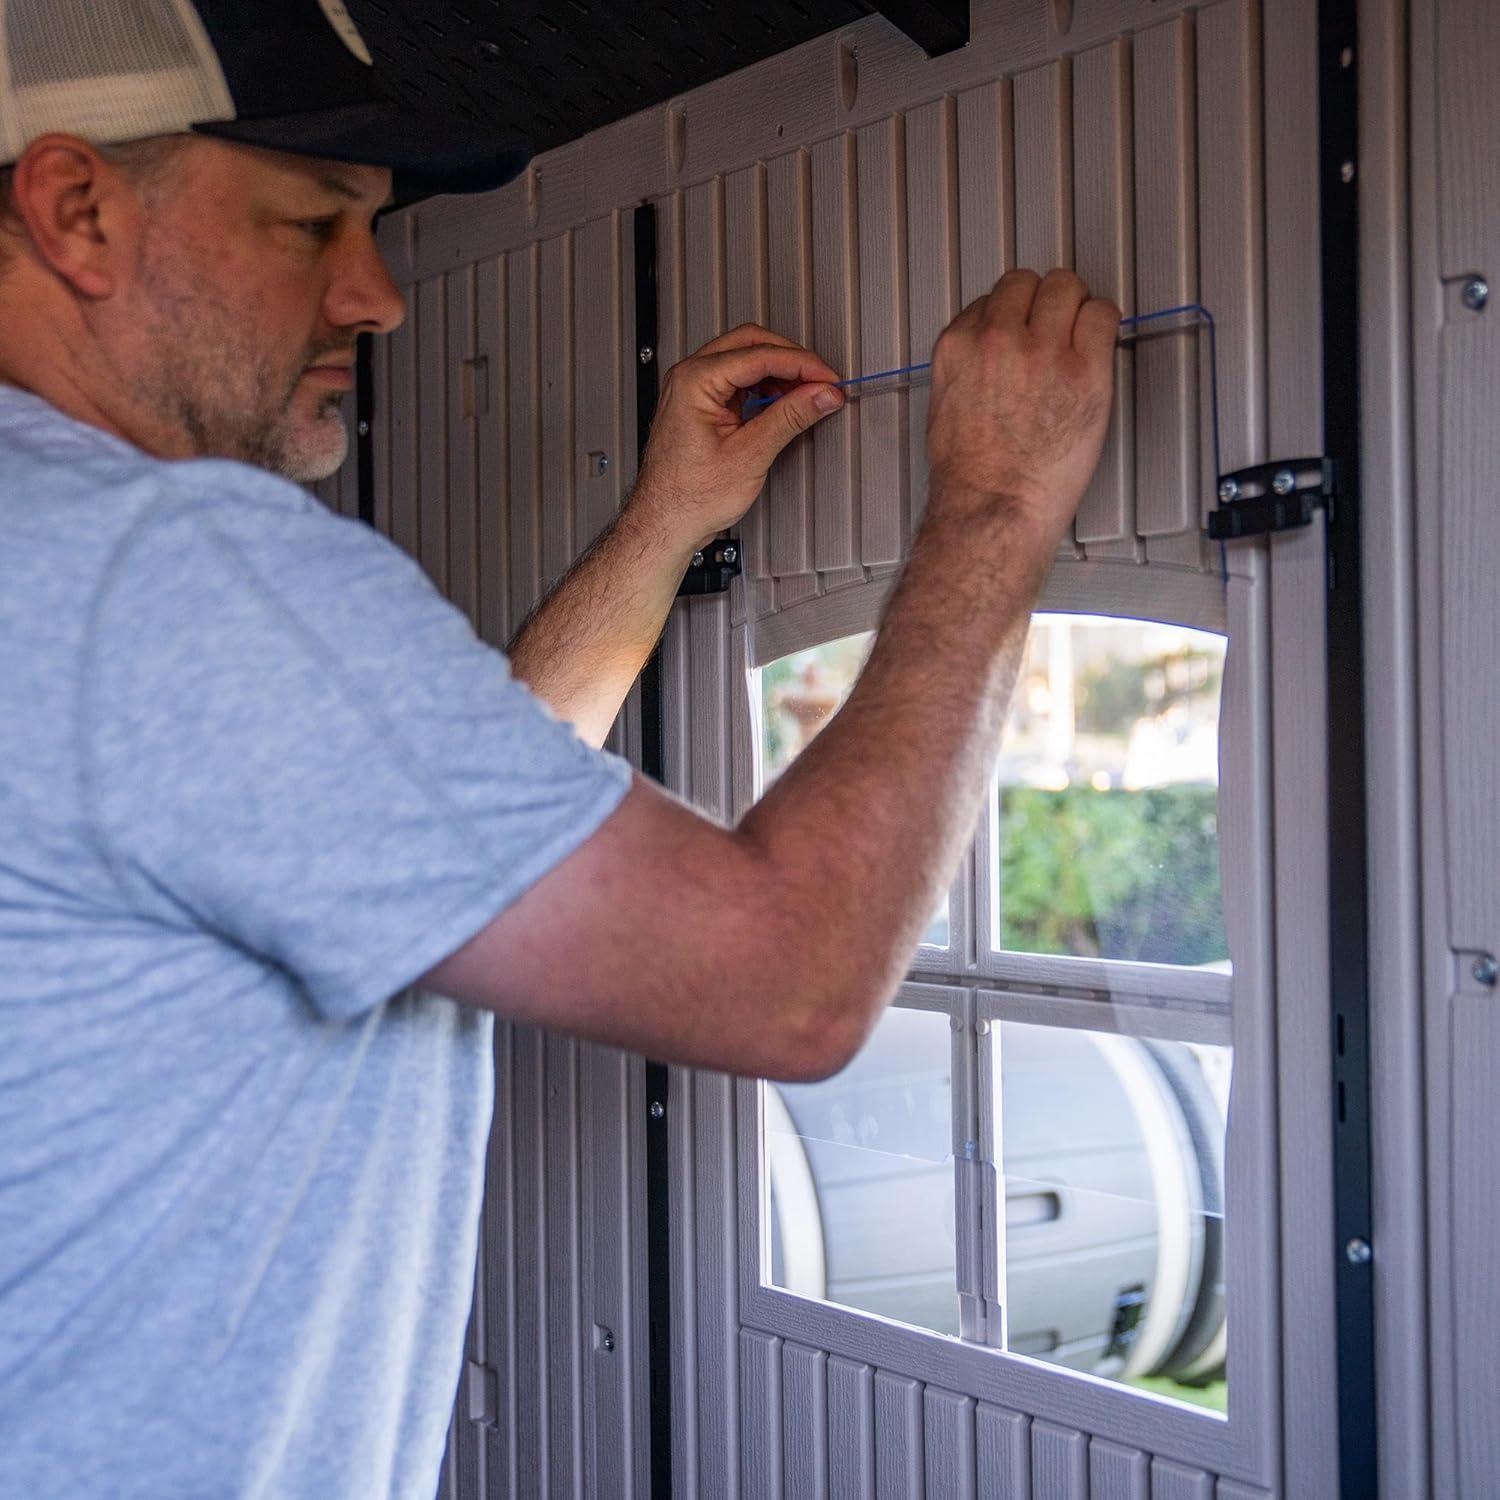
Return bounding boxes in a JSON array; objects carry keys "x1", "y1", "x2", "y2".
[{"x1": 0, "y1": 2, "x2": 1119, "y2": 1496}]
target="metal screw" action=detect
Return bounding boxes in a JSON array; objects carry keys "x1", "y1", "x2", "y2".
[
  {"x1": 1341, "y1": 160, "x2": 1356, "y2": 184},
  {"x1": 1271, "y1": 468, "x2": 1297, "y2": 497},
  {"x1": 1462, "y1": 277, "x2": 1489, "y2": 312},
  {"x1": 649, "y1": 1100, "x2": 666, "y2": 1121},
  {"x1": 721, "y1": 545, "x2": 738, "y2": 565},
  {"x1": 1345, "y1": 1237, "x2": 1372, "y2": 1266},
  {"x1": 593, "y1": 453, "x2": 610, "y2": 477},
  {"x1": 356, "y1": 419, "x2": 370, "y2": 438},
  {"x1": 976, "y1": 1019, "x2": 991, "y2": 1035},
  {"x1": 600, "y1": 1330, "x2": 616, "y2": 1353},
  {"x1": 1340, "y1": 46, "x2": 1354, "y2": 68},
  {"x1": 1474, "y1": 954, "x2": 1499, "y2": 987},
  {"x1": 1218, "y1": 477, "x2": 1241, "y2": 503},
  {"x1": 639, "y1": 345, "x2": 655, "y2": 365},
  {"x1": 690, "y1": 551, "x2": 705, "y2": 569}
]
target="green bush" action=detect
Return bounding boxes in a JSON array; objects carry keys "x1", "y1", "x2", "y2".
[{"x1": 1000, "y1": 786, "x2": 1227, "y2": 965}]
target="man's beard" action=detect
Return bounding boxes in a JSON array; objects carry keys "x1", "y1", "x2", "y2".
[{"x1": 125, "y1": 230, "x2": 352, "y2": 483}]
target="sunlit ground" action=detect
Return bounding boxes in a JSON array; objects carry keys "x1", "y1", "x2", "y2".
[{"x1": 1127, "y1": 1375, "x2": 1228, "y2": 1414}]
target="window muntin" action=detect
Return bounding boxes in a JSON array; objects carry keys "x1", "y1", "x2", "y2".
[{"x1": 990, "y1": 615, "x2": 1229, "y2": 968}]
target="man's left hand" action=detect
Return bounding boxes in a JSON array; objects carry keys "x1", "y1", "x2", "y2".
[{"x1": 629, "y1": 323, "x2": 845, "y2": 554}]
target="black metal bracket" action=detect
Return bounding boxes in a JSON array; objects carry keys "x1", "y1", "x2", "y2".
[
  {"x1": 867, "y1": 0, "x2": 970, "y2": 56},
  {"x1": 676, "y1": 538, "x2": 743, "y2": 597},
  {"x1": 1207, "y1": 457, "x2": 1337, "y2": 540}
]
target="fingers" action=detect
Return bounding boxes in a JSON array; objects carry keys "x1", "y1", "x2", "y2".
[
  {"x1": 984, "y1": 268, "x2": 1043, "y2": 328},
  {"x1": 1027, "y1": 268, "x2": 1090, "y2": 342},
  {"x1": 1074, "y1": 295, "x2": 1123, "y2": 360},
  {"x1": 697, "y1": 342, "x2": 842, "y2": 404},
  {"x1": 737, "y1": 381, "x2": 845, "y2": 466}
]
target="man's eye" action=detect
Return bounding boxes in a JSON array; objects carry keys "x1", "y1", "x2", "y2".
[{"x1": 295, "y1": 218, "x2": 339, "y2": 242}]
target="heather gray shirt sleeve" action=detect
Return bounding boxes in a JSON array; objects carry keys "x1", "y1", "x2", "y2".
[{"x1": 82, "y1": 487, "x2": 632, "y2": 1021}]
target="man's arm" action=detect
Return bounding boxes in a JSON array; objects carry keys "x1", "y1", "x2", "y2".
[
  {"x1": 423, "y1": 270, "x2": 1119, "y2": 1081},
  {"x1": 507, "y1": 325, "x2": 845, "y2": 746}
]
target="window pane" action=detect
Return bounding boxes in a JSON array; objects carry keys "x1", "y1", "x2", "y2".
[
  {"x1": 764, "y1": 1006, "x2": 959, "y2": 1336},
  {"x1": 759, "y1": 633, "x2": 949, "y2": 947},
  {"x1": 993, "y1": 1019, "x2": 1230, "y2": 1414},
  {"x1": 992, "y1": 615, "x2": 1229, "y2": 966}
]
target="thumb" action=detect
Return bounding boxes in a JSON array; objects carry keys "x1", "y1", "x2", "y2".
[{"x1": 738, "y1": 382, "x2": 845, "y2": 465}]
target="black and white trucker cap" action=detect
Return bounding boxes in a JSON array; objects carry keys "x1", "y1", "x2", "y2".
[{"x1": 0, "y1": 0, "x2": 532, "y2": 201}]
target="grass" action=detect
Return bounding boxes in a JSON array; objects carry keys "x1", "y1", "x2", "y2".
[{"x1": 1126, "y1": 1374, "x2": 1228, "y2": 1415}]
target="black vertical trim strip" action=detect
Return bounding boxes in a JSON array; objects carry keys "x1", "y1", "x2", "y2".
[
  {"x1": 355, "y1": 331, "x2": 375, "y2": 528},
  {"x1": 633, "y1": 200, "x2": 673, "y2": 1500},
  {"x1": 1318, "y1": 5, "x2": 1377, "y2": 1496}
]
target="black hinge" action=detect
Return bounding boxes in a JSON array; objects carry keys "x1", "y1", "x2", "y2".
[
  {"x1": 676, "y1": 538, "x2": 742, "y2": 597},
  {"x1": 1208, "y1": 457, "x2": 1337, "y2": 540}
]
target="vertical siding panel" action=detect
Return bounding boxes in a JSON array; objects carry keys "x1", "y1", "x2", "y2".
[
  {"x1": 766, "y1": 150, "x2": 815, "y2": 579},
  {"x1": 484, "y1": 1024, "x2": 517, "y2": 1495},
  {"x1": 1013, "y1": 60, "x2": 1073, "y2": 270},
  {"x1": 828, "y1": 1358, "x2": 876, "y2": 1500},
  {"x1": 809, "y1": 133, "x2": 859, "y2": 574},
  {"x1": 1012, "y1": 60, "x2": 1079, "y2": 561},
  {"x1": 975, "y1": 1406, "x2": 1029, "y2": 1495},
  {"x1": 724, "y1": 164, "x2": 770, "y2": 594},
  {"x1": 740, "y1": 1331, "x2": 784, "y2": 1499},
  {"x1": 1030, "y1": 1421, "x2": 1088, "y2": 1500},
  {"x1": 445, "y1": 264, "x2": 479, "y2": 627},
  {"x1": 545, "y1": 1034, "x2": 583, "y2": 1498},
  {"x1": 1196, "y1": 0, "x2": 1267, "y2": 512},
  {"x1": 921, "y1": 1389, "x2": 975, "y2": 1500},
  {"x1": 1090, "y1": 1438, "x2": 1150, "y2": 1499},
  {"x1": 369, "y1": 331, "x2": 393, "y2": 537},
  {"x1": 874, "y1": 1373, "x2": 923, "y2": 1500},
  {"x1": 416, "y1": 276, "x2": 449, "y2": 591},
  {"x1": 474, "y1": 255, "x2": 510, "y2": 650},
  {"x1": 539, "y1": 233, "x2": 576, "y2": 591},
  {"x1": 1150, "y1": 1458, "x2": 1215, "y2": 1500},
  {"x1": 903, "y1": 97, "x2": 959, "y2": 536},
  {"x1": 683, "y1": 178, "x2": 727, "y2": 350},
  {"x1": 855, "y1": 115, "x2": 909, "y2": 567},
  {"x1": 1133, "y1": 16, "x2": 1202, "y2": 556},
  {"x1": 575, "y1": 213, "x2": 624, "y2": 557},
  {"x1": 506, "y1": 245, "x2": 542, "y2": 631},
  {"x1": 512, "y1": 1027, "x2": 549, "y2": 1494},
  {"x1": 388, "y1": 294, "x2": 420, "y2": 561},
  {"x1": 782, "y1": 1344, "x2": 829, "y2": 1500},
  {"x1": 956, "y1": 77, "x2": 1015, "y2": 303},
  {"x1": 581, "y1": 1045, "x2": 632, "y2": 1500},
  {"x1": 694, "y1": 1067, "x2": 738, "y2": 1500},
  {"x1": 1071, "y1": 39, "x2": 1137, "y2": 550}
]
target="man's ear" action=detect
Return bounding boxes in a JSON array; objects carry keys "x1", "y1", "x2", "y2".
[{"x1": 8, "y1": 135, "x2": 133, "y2": 299}]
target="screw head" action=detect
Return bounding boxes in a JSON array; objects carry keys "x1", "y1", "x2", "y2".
[
  {"x1": 1462, "y1": 277, "x2": 1489, "y2": 312},
  {"x1": 1340, "y1": 160, "x2": 1356, "y2": 184},
  {"x1": 1474, "y1": 954, "x2": 1499, "y2": 987},
  {"x1": 1218, "y1": 477, "x2": 1241, "y2": 503},
  {"x1": 639, "y1": 345, "x2": 655, "y2": 365},
  {"x1": 1340, "y1": 46, "x2": 1354, "y2": 68},
  {"x1": 721, "y1": 545, "x2": 738, "y2": 565},
  {"x1": 649, "y1": 1100, "x2": 666, "y2": 1120},
  {"x1": 593, "y1": 453, "x2": 610, "y2": 477},
  {"x1": 1345, "y1": 1237, "x2": 1373, "y2": 1266},
  {"x1": 1272, "y1": 468, "x2": 1297, "y2": 497},
  {"x1": 601, "y1": 1330, "x2": 616, "y2": 1353},
  {"x1": 690, "y1": 551, "x2": 705, "y2": 569},
  {"x1": 356, "y1": 419, "x2": 371, "y2": 438}
]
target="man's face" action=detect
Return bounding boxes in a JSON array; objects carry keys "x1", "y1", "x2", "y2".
[{"x1": 109, "y1": 140, "x2": 404, "y2": 482}]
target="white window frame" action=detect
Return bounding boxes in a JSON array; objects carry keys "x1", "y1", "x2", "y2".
[{"x1": 728, "y1": 560, "x2": 1278, "y2": 1485}]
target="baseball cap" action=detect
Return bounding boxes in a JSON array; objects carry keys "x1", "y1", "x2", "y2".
[{"x1": 0, "y1": 0, "x2": 532, "y2": 202}]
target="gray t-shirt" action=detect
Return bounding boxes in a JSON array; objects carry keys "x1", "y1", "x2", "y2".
[{"x1": 0, "y1": 386, "x2": 632, "y2": 1497}]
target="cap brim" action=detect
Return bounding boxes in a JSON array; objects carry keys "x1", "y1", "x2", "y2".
[{"x1": 196, "y1": 100, "x2": 531, "y2": 205}]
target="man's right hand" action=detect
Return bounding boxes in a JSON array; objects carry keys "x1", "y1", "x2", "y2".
[{"x1": 924, "y1": 267, "x2": 1120, "y2": 548}]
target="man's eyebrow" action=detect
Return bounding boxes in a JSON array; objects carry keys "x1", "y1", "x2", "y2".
[{"x1": 317, "y1": 173, "x2": 364, "y2": 201}]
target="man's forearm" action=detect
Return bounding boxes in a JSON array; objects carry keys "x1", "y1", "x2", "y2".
[{"x1": 506, "y1": 500, "x2": 696, "y2": 748}]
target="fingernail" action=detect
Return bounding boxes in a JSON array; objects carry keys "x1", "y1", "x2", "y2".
[{"x1": 813, "y1": 387, "x2": 844, "y2": 415}]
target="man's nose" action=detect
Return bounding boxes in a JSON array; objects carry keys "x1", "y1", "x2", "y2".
[{"x1": 325, "y1": 235, "x2": 407, "y2": 335}]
